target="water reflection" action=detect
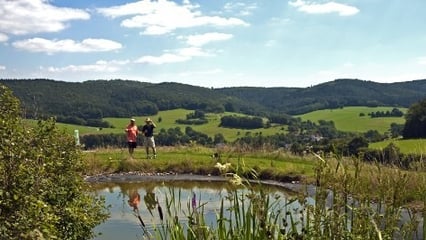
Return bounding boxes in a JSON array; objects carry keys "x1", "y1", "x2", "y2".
[{"x1": 91, "y1": 180, "x2": 295, "y2": 240}]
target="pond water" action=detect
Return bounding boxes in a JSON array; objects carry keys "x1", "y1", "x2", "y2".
[
  {"x1": 89, "y1": 176, "x2": 298, "y2": 240},
  {"x1": 89, "y1": 174, "x2": 424, "y2": 240}
]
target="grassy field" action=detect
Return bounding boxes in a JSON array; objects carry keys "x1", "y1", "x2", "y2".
[
  {"x1": 369, "y1": 138, "x2": 426, "y2": 154},
  {"x1": 27, "y1": 106, "x2": 426, "y2": 154},
  {"x1": 28, "y1": 107, "x2": 406, "y2": 138},
  {"x1": 29, "y1": 109, "x2": 286, "y2": 142},
  {"x1": 297, "y1": 106, "x2": 407, "y2": 133}
]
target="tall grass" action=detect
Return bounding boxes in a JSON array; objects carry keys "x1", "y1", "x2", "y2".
[{"x1": 126, "y1": 153, "x2": 425, "y2": 239}]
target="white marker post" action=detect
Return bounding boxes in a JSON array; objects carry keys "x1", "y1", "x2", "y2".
[{"x1": 74, "y1": 129, "x2": 80, "y2": 145}]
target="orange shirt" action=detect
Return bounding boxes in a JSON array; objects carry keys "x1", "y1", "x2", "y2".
[{"x1": 126, "y1": 124, "x2": 138, "y2": 142}]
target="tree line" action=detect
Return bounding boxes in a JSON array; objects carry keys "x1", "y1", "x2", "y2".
[
  {"x1": 368, "y1": 108, "x2": 404, "y2": 118},
  {"x1": 2, "y1": 78, "x2": 426, "y2": 127}
]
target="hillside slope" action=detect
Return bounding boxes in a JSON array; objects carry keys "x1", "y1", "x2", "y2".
[
  {"x1": 1, "y1": 78, "x2": 426, "y2": 119},
  {"x1": 216, "y1": 79, "x2": 426, "y2": 114}
]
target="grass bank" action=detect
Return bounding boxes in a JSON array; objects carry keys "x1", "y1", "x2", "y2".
[
  {"x1": 82, "y1": 146, "x2": 426, "y2": 205},
  {"x1": 82, "y1": 146, "x2": 311, "y2": 183}
]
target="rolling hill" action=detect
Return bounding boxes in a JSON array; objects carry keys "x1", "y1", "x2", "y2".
[{"x1": 1, "y1": 78, "x2": 426, "y2": 120}]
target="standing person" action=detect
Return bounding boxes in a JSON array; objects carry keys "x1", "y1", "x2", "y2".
[
  {"x1": 142, "y1": 118, "x2": 157, "y2": 159},
  {"x1": 125, "y1": 118, "x2": 138, "y2": 158}
]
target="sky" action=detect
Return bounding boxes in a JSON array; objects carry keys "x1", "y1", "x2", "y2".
[{"x1": 1, "y1": 0, "x2": 426, "y2": 88}]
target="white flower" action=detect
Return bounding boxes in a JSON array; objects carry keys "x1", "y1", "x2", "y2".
[{"x1": 215, "y1": 162, "x2": 231, "y2": 173}]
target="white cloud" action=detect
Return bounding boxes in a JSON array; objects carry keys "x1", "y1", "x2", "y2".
[
  {"x1": 289, "y1": 0, "x2": 359, "y2": 16},
  {"x1": 418, "y1": 57, "x2": 426, "y2": 65},
  {"x1": 135, "y1": 53, "x2": 190, "y2": 64},
  {"x1": 180, "y1": 32, "x2": 233, "y2": 47},
  {"x1": 224, "y1": 2, "x2": 258, "y2": 16},
  {"x1": 12, "y1": 38, "x2": 122, "y2": 54},
  {"x1": 268, "y1": 17, "x2": 291, "y2": 26},
  {"x1": 97, "y1": 0, "x2": 248, "y2": 35},
  {"x1": 0, "y1": 0, "x2": 90, "y2": 35},
  {"x1": 135, "y1": 47, "x2": 212, "y2": 64},
  {"x1": 44, "y1": 60, "x2": 130, "y2": 73},
  {"x1": 177, "y1": 47, "x2": 212, "y2": 57},
  {"x1": 0, "y1": 65, "x2": 5, "y2": 70},
  {"x1": 0, "y1": 33, "x2": 8, "y2": 42}
]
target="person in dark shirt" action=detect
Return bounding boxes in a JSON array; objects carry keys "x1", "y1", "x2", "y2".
[{"x1": 142, "y1": 118, "x2": 157, "y2": 159}]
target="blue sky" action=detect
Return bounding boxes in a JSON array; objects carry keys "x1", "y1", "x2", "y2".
[{"x1": 1, "y1": 0, "x2": 425, "y2": 88}]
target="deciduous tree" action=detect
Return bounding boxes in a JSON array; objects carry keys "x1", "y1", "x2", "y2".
[{"x1": 0, "y1": 84, "x2": 108, "y2": 239}]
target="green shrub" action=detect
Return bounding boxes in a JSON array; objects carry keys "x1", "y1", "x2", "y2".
[{"x1": 0, "y1": 84, "x2": 109, "y2": 239}]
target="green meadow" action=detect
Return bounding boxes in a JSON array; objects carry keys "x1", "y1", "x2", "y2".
[
  {"x1": 369, "y1": 138, "x2": 426, "y2": 154},
  {"x1": 26, "y1": 106, "x2": 426, "y2": 154},
  {"x1": 29, "y1": 107, "x2": 406, "y2": 138},
  {"x1": 297, "y1": 106, "x2": 407, "y2": 134},
  {"x1": 31, "y1": 109, "x2": 286, "y2": 142}
]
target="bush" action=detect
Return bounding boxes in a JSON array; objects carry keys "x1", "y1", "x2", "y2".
[{"x1": 0, "y1": 84, "x2": 108, "y2": 239}]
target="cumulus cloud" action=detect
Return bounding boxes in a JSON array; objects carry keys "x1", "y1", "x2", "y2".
[
  {"x1": 12, "y1": 38, "x2": 122, "y2": 54},
  {"x1": 0, "y1": 0, "x2": 90, "y2": 35},
  {"x1": 289, "y1": 0, "x2": 359, "y2": 16},
  {"x1": 0, "y1": 65, "x2": 5, "y2": 70},
  {"x1": 0, "y1": 33, "x2": 8, "y2": 42},
  {"x1": 97, "y1": 0, "x2": 248, "y2": 35},
  {"x1": 179, "y1": 32, "x2": 233, "y2": 47},
  {"x1": 44, "y1": 60, "x2": 130, "y2": 73},
  {"x1": 135, "y1": 47, "x2": 212, "y2": 64}
]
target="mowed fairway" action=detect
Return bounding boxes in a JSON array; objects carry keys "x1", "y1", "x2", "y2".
[{"x1": 297, "y1": 106, "x2": 406, "y2": 134}]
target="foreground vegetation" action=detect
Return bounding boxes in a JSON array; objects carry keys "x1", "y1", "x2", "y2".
[
  {"x1": 85, "y1": 146, "x2": 426, "y2": 239},
  {"x1": 0, "y1": 85, "x2": 108, "y2": 240}
]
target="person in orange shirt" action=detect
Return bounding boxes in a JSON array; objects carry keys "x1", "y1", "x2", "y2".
[{"x1": 125, "y1": 118, "x2": 138, "y2": 157}]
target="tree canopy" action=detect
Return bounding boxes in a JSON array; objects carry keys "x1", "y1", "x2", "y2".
[
  {"x1": 402, "y1": 98, "x2": 426, "y2": 138},
  {"x1": 2, "y1": 78, "x2": 426, "y2": 124}
]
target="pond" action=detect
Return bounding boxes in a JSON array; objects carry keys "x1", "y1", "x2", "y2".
[
  {"x1": 88, "y1": 174, "x2": 424, "y2": 240},
  {"x1": 89, "y1": 174, "x2": 300, "y2": 240}
]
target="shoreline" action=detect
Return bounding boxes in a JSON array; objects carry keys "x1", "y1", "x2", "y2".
[{"x1": 84, "y1": 172, "x2": 307, "y2": 193}]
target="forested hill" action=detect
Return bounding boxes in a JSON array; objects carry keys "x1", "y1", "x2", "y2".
[
  {"x1": 0, "y1": 79, "x2": 267, "y2": 120},
  {"x1": 1, "y1": 78, "x2": 426, "y2": 120},
  {"x1": 217, "y1": 79, "x2": 426, "y2": 114}
]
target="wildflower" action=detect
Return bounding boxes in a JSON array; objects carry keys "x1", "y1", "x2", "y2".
[
  {"x1": 215, "y1": 162, "x2": 231, "y2": 173},
  {"x1": 229, "y1": 173, "x2": 243, "y2": 186},
  {"x1": 192, "y1": 192, "x2": 197, "y2": 210}
]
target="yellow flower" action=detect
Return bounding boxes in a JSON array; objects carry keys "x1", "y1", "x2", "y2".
[
  {"x1": 229, "y1": 173, "x2": 242, "y2": 186},
  {"x1": 215, "y1": 162, "x2": 231, "y2": 173}
]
